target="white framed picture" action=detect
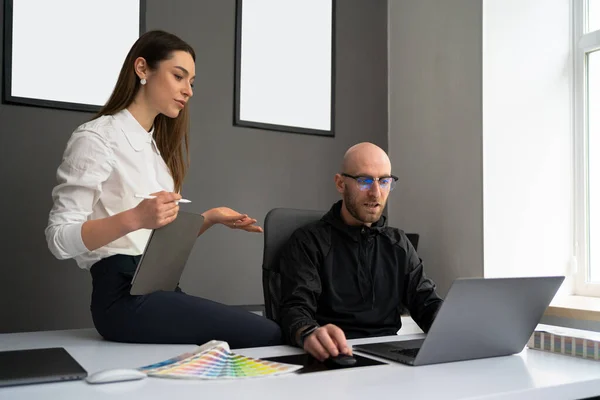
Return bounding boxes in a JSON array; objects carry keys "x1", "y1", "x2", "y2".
[
  {"x1": 3, "y1": 0, "x2": 145, "y2": 112},
  {"x1": 234, "y1": 0, "x2": 335, "y2": 136}
]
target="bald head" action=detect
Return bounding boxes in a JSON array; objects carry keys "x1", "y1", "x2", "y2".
[
  {"x1": 336, "y1": 142, "x2": 393, "y2": 226},
  {"x1": 341, "y1": 142, "x2": 391, "y2": 175}
]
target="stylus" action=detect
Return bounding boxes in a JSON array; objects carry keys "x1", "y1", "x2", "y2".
[{"x1": 135, "y1": 194, "x2": 192, "y2": 203}]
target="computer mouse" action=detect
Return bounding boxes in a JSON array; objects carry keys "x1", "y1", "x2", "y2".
[
  {"x1": 85, "y1": 368, "x2": 147, "y2": 384},
  {"x1": 324, "y1": 354, "x2": 357, "y2": 368}
]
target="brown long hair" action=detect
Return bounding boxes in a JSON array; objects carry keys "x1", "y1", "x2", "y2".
[{"x1": 95, "y1": 30, "x2": 196, "y2": 192}]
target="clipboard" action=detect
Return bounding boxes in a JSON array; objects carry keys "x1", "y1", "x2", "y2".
[{"x1": 130, "y1": 211, "x2": 205, "y2": 295}]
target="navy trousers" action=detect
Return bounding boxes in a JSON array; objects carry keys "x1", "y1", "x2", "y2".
[{"x1": 90, "y1": 254, "x2": 282, "y2": 348}]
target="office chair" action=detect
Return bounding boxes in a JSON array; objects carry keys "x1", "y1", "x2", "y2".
[
  {"x1": 262, "y1": 208, "x2": 325, "y2": 322},
  {"x1": 261, "y1": 207, "x2": 420, "y2": 322}
]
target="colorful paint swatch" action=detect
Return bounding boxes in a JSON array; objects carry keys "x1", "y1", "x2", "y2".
[{"x1": 138, "y1": 340, "x2": 302, "y2": 379}]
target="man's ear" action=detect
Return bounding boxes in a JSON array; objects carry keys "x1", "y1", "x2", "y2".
[
  {"x1": 334, "y1": 174, "x2": 345, "y2": 194},
  {"x1": 134, "y1": 57, "x2": 149, "y2": 80}
]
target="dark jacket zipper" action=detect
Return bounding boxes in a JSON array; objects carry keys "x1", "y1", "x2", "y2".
[{"x1": 360, "y1": 227, "x2": 376, "y2": 309}]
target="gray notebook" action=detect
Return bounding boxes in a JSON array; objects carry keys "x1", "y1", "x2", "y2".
[
  {"x1": 130, "y1": 211, "x2": 205, "y2": 295},
  {"x1": 0, "y1": 347, "x2": 87, "y2": 387}
]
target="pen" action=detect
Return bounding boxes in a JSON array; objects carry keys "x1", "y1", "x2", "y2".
[{"x1": 135, "y1": 194, "x2": 192, "y2": 203}]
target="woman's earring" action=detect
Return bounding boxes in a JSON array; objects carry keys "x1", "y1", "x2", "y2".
[{"x1": 140, "y1": 78, "x2": 147, "y2": 85}]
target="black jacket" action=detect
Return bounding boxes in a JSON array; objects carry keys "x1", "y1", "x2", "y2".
[{"x1": 279, "y1": 200, "x2": 443, "y2": 345}]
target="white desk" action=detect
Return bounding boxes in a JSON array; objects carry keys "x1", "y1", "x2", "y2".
[{"x1": 1, "y1": 318, "x2": 600, "y2": 400}]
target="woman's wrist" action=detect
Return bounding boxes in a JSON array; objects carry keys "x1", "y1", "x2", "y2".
[
  {"x1": 197, "y1": 209, "x2": 216, "y2": 237},
  {"x1": 201, "y1": 209, "x2": 217, "y2": 226},
  {"x1": 119, "y1": 208, "x2": 142, "y2": 233}
]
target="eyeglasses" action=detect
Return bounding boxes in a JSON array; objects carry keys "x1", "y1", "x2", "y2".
[{"x1": 341, "y1": 173, "x2": 398, "y2": 191}]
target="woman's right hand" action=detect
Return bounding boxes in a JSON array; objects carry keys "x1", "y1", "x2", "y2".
[{"x1": 133, "y1": 191, "x2": 181, "y2": 229}]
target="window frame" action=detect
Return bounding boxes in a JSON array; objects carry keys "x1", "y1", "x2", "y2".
[
  {"x1": 2, "y1": 0, "x2": 146, "y2": 112},
  {"x1": 233, "y1": 0, "x2": 336, "y2": 137},
  {"x1": 575, "y1": 0, "x2": 600, "y2": 296}
]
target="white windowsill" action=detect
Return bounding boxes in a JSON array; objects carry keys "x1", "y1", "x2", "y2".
[{"x1": 545, "y1": 295, "x2": 600, "y2": 322}]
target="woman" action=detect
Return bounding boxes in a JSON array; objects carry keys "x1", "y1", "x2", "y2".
[{"x1": 45, "y1": 30, "x2": 281, "y2": 348}]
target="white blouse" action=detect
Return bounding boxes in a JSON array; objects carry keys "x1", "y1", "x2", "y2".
[{"x1": 45, "y1": 109, "x2": 175, "y2": 270}]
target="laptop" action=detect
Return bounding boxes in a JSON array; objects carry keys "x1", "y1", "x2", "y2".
[
  {"x1": 130, "y1": 211, "x2": 205, "y2": 295},
  {"x1": 353, "y1": 276, "x2": 564, "y2": 366},
  {"x1": 0, "y1": 347, "x2": 87, "y2": 387}
]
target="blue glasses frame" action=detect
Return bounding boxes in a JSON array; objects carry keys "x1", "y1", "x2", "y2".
[{"x1": 341, "y1": 173, "x2": 398, "y2": 191}]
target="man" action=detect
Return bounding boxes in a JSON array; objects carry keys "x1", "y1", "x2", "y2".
[{"x1": 278, "y1": 142, "x2": 443, "y2": 361}]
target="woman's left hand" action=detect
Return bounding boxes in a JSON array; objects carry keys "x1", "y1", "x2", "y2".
[{"x1": 202, "y1": 207, "x2": 263, "y2": 233}]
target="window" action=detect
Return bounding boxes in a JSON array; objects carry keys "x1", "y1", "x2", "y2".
[
  {"x1": 482, "y1": 0, "x2": 572, "y2": 289},
  {"x1": 233, "y1": 0, "x2": 335, "y2": 136},
  {"x1": 575, "y1": 0, "x2": 600, "y2": 296},
  {"x1": 3, "y1": 0, "x2": 145, "y2": 112}
]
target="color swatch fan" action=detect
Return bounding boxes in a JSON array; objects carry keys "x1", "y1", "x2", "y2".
[{"x1": 138, "y1": 340, "x2": 302, "y2": 379}]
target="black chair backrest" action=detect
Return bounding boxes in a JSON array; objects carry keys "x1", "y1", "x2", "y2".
[
  {"x1": 262, "y1": 208, "x2": 325, "y2": 321},
  {"x1": 261, "y1": 207, "x2": 420, "y2": 321}
]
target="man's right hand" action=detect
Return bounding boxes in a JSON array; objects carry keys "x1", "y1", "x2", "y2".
[{"x1": 302, "y1": 324, "x2": 352, "y2": 361}]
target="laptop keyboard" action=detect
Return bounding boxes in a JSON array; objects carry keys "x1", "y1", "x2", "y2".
[{"x1": 390, "y1": 347, "x2": 420, "y2": 358}]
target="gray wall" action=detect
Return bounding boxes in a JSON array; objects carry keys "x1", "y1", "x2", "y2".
[
  {"x1": 387, "y1": 0, "x2": 484, "y2": 297},
  {"x1": 0, "y1": 0, "x2": 388, "y2": 333}
]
